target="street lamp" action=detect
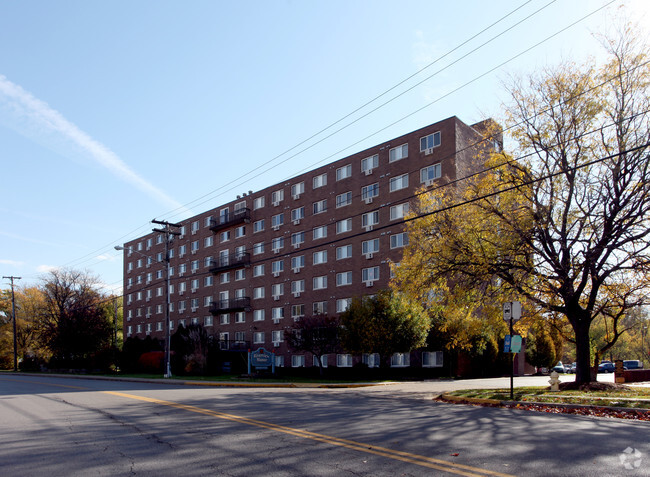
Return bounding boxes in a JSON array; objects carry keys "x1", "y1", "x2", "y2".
[{"x1": 115, "y1": 245, "x2": 173, "y2": 378}]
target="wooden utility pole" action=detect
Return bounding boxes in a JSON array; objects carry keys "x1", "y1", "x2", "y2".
[{"x1": 3, "y1": 276, "x2": 21, "y2": 371}]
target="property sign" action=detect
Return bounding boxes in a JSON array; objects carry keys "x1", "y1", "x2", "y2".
[
  {"x1": 248, "y1": 347, "x2": 276, "y2": 374},
  {"x1": 504, "y1": 335, "x2": 512, "y2": 353},
  {"x1": 510, "y1": 335, "x2": 522, "y2": 353}
]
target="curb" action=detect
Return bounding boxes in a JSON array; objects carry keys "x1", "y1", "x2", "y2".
[{"x1": 4, "y1": 372, "x2": 382, "y2": 389}]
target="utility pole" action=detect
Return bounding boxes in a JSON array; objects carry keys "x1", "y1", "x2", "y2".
[
  {"x1": 152, "y1": 219, "x2": 182, "y2": 378},
  {"x1": 3, "y1": 276, "x2": 21, "y2": 372}
]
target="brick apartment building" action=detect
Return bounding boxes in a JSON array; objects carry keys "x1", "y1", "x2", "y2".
[{"x1": 120, "y1": 115, "x2": 498, "y2": 369}]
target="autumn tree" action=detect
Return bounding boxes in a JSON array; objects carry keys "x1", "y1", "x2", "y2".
[
  {"x1": 339, "y1": 290, "x2": 430, "y2": 367},
  {"x1": 37, "y1": 269, "x2": 113, "y2": 367},
  {"x1": 394, "y1": 25, "x2": 650, "y2": 385},
  {"x1": 284, "y1": 314, "x2": 341, "y2": 375}
]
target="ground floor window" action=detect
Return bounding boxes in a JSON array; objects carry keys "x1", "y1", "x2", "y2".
[
  {"x1": 422, "y1": 351, "x2": 443, "y2": 368},
  {"x1": 292, "y1": 355, "x2": 305, "y2": 367},
  {"x1": 337, "y1": 354, "x2": 353, "y2": 367},
  {"x1": 391, "y1": 353, "x2": 410, "y2": 367}
]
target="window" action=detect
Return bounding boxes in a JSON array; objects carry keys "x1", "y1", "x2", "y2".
[
  {"x1": 389, "y1": 143, "x2": 408, "y2": 162},
  {"x1": 363, "y1": 353, "x2": 380, "y2": 368},
  {"x1": 179, "y1": 245, "x2": 187, "y2": 257},
  {"x1": 362, "y1": 266, "x2": 380, "y2": 283},
  {"x1": 291, "y1": 255, "x2": 305, "y2": 270},
  {"x1": 336, "y1": 164, "x2": 352, "y2": 181},
  {"x1": 391, "y1": 353, "x2": 411, "y2": 367},
  {"x1": 253, "y1": 332, "x2": 265, "y2": 344},
  {"x1": 234, "y1": 331, "x2": 245, "y2": 342},
  {"x1": 421, "y1": 164, "x2": 441, "y2": 183},
  {"x1": 336, "y1": 245, "x2": 352, "y2": 259},
  {"x1": 220, "y1": 231, "x2": 230, "y2": 242},
  {"x1": 390, "y1": 203, "x2": 409, "y2": 220},
  {"x1": 313, "y1": 199, "x2": 327, "y2": 215},
  {"x1": 336, "y1": 191, "x2": 352, "y2": 208},
  {"x1": 292, "y1": 355, "x2": 305, "y2": 367},
  {"x1": 253, "y1": 264, "x2": 265, "y2": 277},
  {"x1": 235, "y1": 226, "x2": 245, "y2": 238},
  {"x1": 275, "y1": 355, "x2": 284, "y2": 367},
  {"x1": 253, "y1": 309, "x2": 265, "y2": 321},
  {"x1": 313, "y1": 301, "x2": 328, "y2": 315},
  {"x1": 191, "y1": 278, "x2": 199, "y2": 290},
  {"x1": 234, "y1": 201, "x2": 246, "y2": 212},
  {"x1": 220, "y1": 314, "x2": 230, "y2": 325},
  {"x1": 235, "y1": 269, "x2": 245, "y2": 281},
  {"x1": 361, "y1": 154, "x2": 378, "y2": 173},
  {"x1": 204, "y1": 296, "x2": 212, "y2": 306},
  {"x1": 204, "y1": 216, "x2": 213, "y2": 228},
  {"x1": 423, "y1": 351, "x2": 444, "y2": 368},
  {"x1": 291, "y1": 207, "x2": 305, "y2": 222},
  {"x1": 361, "y1": 183, "x2": 379, "y2": 201},
  {"x1": 191, "y1": 260, "x2": 199, "y2": 272},
  {"x1": 362, "y1": 239, "x2": 379, "y2": 255},
  {"x1": 389, "y1": 173, "x2": 409, "y2": 192},
  {"x1": 291, "y1": 182, "x2": 305, "y2": 198},
  {"x1": 191, "y1": 241, "x2": 200, "y2": 254},
  {"x1": 204, "y1": 316, "x2": 213, "y2": 327},
  {"x1": 420, "y1": 131, "x2": 441, "y2": 152},
  {"x1": 291, "y1": 280, "x2": 305, "y2": 294},
  {"x1": 204, "y1": 236, "x2": 214, "y2": 247},
  {"x1": 220, "y1": 272, "x2": 230, "y2": 284},
  {"x1": 271, "y1": 189, "x2": 284, "y2": 205},
  {"x1": 272, "y1": 307, "x2": 284, "y2": 320},
  {"x1": 253, "y1": 196, "x2": 265, "y2": 210},
  {"x1": 253, "y1": 287, "x2": 265, "y2": 299},
  {"x1": 336, "y1": 272, "x2": 352, "y2": 286},
  {"x1": 312, "y1": 250, "x2": 327, "y2": 265},
  {"x1": 253, "y1": 242, "x2": 264, "y2": 255},
  {"x1": 253, "y1": 219, "x2": 265, "y2": 233},
  {"x1": 336, "y1": 219, "x2": 352, "y2": 234},
  {"x1": 235, "y1": 312, "x2": 245, "y2": 323},
  {"x1": 337, "y1": 354, "x2": 353, "y2": 367},
  {"x1": 204, "y1": 276, "x2": 213, "y2": 286},
  {"x1": 313, "y1": 225, "x2": 327, "y2": 240},
  {"x1": 272, "y1": 330, "x2": 283, "y2": 343},
  {"x1": 362, "y1": 211, "x2": 379, "y2": 229},
  {"x1": 271, "y1": 260, "x2": 284, "y2": 275},
  {"x1": 313, "y1": 275, "x2": 327, "y2": 290},
  {"x1": 291, "y1": 304, "x2": 305, "y2": 319},
  {"x1": 191, "y1": 220, "x2": 200, "y2": 234},
  {"x1": 234, "y1": 245, "x2": 246, "y2": 259},
  {"x1": 336, "y1": 298, "x2": 351, "y2": 312},
  {"x1": 291, "y1": 231, "x2": 305, "y2": 247},
  {"x1": 313, "y1": 354, "x2": 328, "y2": 368},
  {"x1": 271, "y1": 237, "x2": 284, "y2": 252},
  {"x1": 271, "y1": 213, "x2": 284, "y2": 228},
  {"x1": 313, "y1": 173, "x2": 327, "y2": 189},
  {"x1": 390, "y1": 232, "x2": 409, "y2": 249},
  {"x1": 179, "y1": 263, "x2": 187, "y2": 275}
]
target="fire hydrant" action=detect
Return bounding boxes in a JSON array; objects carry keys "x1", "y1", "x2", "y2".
[{"x1": 549, "y1": 371, "x2": 560, "y2": 391}]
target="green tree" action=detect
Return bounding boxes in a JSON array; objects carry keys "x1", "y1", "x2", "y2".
[
  {"x1": 339, "y1": 290, "x2": 430, "y2": 367},
  {"x1": 285, "y1": 314, "x2": 341, "y2": 375},
  {"x1": 37, "y1": 269, "x2": 113, "y2": 367},
  {"x1": 394, "y1": 24, "x2": 650, "y2": 385}
]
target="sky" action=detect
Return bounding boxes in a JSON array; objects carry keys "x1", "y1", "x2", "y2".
[{"x1": 1, "y1": 0, "x2": 649, "y2": 294}]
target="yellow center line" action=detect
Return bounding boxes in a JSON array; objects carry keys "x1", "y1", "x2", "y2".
[{"x1": 104, "y1": 390, "x2": 515, "y2": 477}]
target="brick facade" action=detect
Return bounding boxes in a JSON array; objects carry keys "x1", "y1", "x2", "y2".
[{"x1": 121, "y1": 115, "x2": 497, "y2": 368}]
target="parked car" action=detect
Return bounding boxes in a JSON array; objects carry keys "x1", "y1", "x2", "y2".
[
  {"x1": 598, "y1": 362, "x2": 615, "y2": 373},
  {"x1": 624, "y1": 360, "x2": 643, "y2": 370},
  {"x1": 567, "y1": 363, "x2": 577, "y2": 373},
  {"x1": 551, "y1": 362, "x2": 566, "y2": 373}
]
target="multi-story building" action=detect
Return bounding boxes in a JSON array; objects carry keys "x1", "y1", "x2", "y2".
[{"x1": 120, "y1": 115, "x2": 498, "y2": 369}]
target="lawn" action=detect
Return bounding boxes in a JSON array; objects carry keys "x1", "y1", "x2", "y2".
[{"x1": 447, "y1": 386, "x2": 650, "y2": 409}]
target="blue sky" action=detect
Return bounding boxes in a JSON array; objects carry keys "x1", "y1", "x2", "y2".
[{"x1": 1, "y1": 0, "x2": 648, "y2": 293}]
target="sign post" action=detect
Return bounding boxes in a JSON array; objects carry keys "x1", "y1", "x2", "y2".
[{"x1": 503, "y1": 301, "x2": 522, "y2": 400}]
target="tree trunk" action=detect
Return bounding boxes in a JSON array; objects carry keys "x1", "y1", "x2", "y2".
[{"x1": 573, "y1": 319, "x2": 593, "y2": 385}]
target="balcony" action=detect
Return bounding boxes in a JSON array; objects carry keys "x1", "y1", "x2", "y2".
[
  {"x1": 209, "y1": 297, "x2": 251, "y2": 314},
  {"x1": 209, "y1": 252, "x2": 251, "y2": 274},
  {"x1": 209, "y1": 208, "x2": 251, "y2": 233}
]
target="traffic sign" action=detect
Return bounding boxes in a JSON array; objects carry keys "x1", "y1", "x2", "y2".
[
  {"x1": 504, "y1": 334, "x2": 511, "y2": 353},
  {"x1": 503, "y1": 301, "x2": 522, "y2": 322}
]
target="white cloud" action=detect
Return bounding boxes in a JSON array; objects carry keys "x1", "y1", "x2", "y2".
[
  {"x1": 0, "y1": 259, "x2": 24, "y2": 267},
  {"x1": 0, "y1": 74, "x2": 190, "y2": 213},
  {"x1": 36, "y1": 265, "x2": 59, "y2": 274},
  {"x1": 95, "y1": 254, "x2": 116, "y2": 262}
]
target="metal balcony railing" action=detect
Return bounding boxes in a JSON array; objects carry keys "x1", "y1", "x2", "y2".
[
  {"x1": 209, "y1": 208, "x2": 251, "y2": 233},
  {"x1": 209, "y1": 252, "x2": 251, "y2": 274},
  {"x1": 209, "y1": 297, "x2": 251, "y2": 314}
]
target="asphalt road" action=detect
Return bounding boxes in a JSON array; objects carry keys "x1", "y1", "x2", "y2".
[{"x1": 1, "y1": 374, "x2": 648, "y2": 477}]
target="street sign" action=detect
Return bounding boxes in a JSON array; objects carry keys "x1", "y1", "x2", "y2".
[
  {"x1": 510, "y1": 335, "x2": 522, "y2": 353},
  {"x1": 503, "y1": 301, "x2": 522, "y2": 322},
  {"x1": 504, "y1": 334, "x2": 511, "y2": 353}
]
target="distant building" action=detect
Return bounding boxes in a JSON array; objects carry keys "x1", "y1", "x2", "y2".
[{"x1": 120, "y1": 116, "x2": 499, "y2": 369}]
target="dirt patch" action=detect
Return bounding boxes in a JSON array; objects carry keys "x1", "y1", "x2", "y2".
[{"x1": 558, "y1": 381, "x2": 628, "y2": 392}]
